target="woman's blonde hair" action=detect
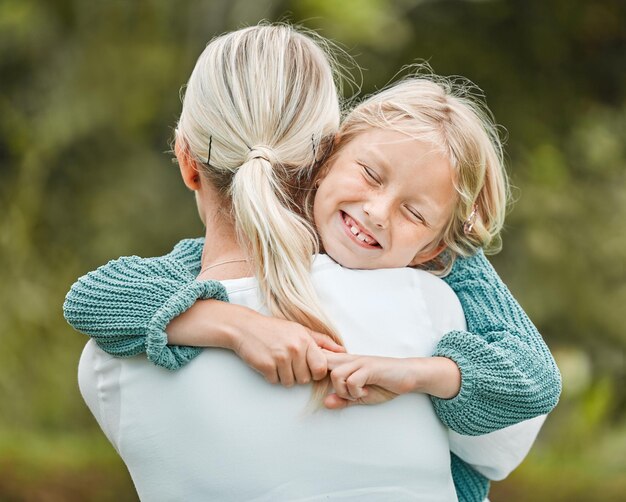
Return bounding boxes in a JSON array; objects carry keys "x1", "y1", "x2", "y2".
[
  {"x1": 319, "y1": 70, "x2": 509, "y2": 275},
  {"x1": 176, "y1": 23, "x2": 347, "y2": 401}
]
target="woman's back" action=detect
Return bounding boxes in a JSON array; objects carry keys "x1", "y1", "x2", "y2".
[{"x1": 79, "y1": 256, "x2": 465, "y2": 501}]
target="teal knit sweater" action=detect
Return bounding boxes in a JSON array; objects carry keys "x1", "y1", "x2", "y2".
[{"x1": 64, "y1": 238, "x2": 561, "y2": 502}]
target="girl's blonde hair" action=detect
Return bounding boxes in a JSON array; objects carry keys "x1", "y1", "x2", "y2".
[
  {"x1": 321, "y1": 71, "x2": 509, "y2": 275},
  {"x1": 177, "y1": 24, "x2": 346, "y2": 399}
]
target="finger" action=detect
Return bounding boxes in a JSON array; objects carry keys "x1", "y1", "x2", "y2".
[
  {"x1": 324, "y1": 393, "x2": 351, "y2": 410},
  {"x1": 310, "y1": 332, "x2": 346, "y2": 353},
  {"x1": 292, "y1": 349, "x2": 313, "y2": 384},
  {"x1": 323, "y1": 350, "x2": 352, "y2": 370},
  {"x1": 330, "y1": 368, "x2": 353, "y2": 400},
  {"x1": 262, "y1": 365, "x2": 279, "y2": 385},
  {"x1": 346, "y1": 368, "x2": 370, "y2": 400},
  {"x1": 306, "y1": 343, "x2": 328, "y2": 381},
  {"x1": 276, "y1": 357, "x2": 295, "y2": 388}
]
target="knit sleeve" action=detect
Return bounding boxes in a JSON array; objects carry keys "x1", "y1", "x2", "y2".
[
  {"x1": 432, "y1": 249, "x2": 562, "y2": 435},
  {"x1": 63, "y1": 252, "x2": 228, "y2": 371}
]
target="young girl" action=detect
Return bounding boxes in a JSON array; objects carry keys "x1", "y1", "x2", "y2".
[
  {"x1": 65, "y1": 38, "x2": 561, "y2": 502},
  {"x1": 306, "y1": 76, "x2": 526, "y2": 411}
]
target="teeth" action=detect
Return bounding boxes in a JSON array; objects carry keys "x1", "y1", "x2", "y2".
[{"x1": 343, "y1": 212, "x2": 379, "y2": 246}]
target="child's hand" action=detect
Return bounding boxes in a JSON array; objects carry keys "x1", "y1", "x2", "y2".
[
  {"x1": 323, "y1": 352, "x2": 420, "y2": 409},
  {"x1": 323, "y1": 351, "x2": 462, "y2": 408},
  {"x1": 231, "y1": 311, "x2": 345, "y2": 387}
]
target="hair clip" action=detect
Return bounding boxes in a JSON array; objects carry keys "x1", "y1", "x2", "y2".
[
  {"x1": 205, "y1": 136, "x2": 212, "y2": 165},
  {"x1": 463, "y1": 204, "x2": 478, "y2": 235},
  {"x1": 312, "y1": 134, "x2": 316, "y2": 159}
]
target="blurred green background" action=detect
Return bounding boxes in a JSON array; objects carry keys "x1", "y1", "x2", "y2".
[{"x1": 1, "y1": 0, "x2": 625, "y2": 500}]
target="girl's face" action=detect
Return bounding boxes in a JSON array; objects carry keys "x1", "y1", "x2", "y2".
[{"x1": 313, "y1": 128, "x2": 457, "y2": 270}]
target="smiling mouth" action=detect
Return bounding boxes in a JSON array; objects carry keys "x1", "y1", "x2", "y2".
[{"x1": 340, "y1": 211, "x2": 381, "y2": 248}]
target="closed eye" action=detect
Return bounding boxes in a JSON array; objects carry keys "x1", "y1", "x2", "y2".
[
  {"x1": 406, "y1": 206, "x2": 428, "y2": 226},
  {"x1": 359, "y1": 163, "x2": 382, "y2": 185}
]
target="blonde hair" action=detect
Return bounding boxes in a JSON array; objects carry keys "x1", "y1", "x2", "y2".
[
  {"x1": 320, "y1": 71, "x2": 509, "y2": 275},
  {"x1": 176, "y1": 24, "x2": 347, "y2": 401}
]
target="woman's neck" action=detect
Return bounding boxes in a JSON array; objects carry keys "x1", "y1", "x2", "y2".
[{"x1": 198, "y1": 207, "x2": 252, "y2": 281}]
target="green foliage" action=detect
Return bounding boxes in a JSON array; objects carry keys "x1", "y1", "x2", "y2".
[{"x1": 1, "y1": 0, "x2": 624, "y2": 499}]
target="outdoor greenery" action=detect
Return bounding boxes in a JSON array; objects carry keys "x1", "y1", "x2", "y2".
[{"x1": 1, "y1": 0, "x2": 625, "y2": 500}]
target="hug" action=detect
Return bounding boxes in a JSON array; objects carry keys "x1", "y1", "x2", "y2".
[{"x1": 64, "y1": 23, "x2": 561, "y2": 501}]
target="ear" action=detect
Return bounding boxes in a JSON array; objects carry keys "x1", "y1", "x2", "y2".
[
  {"x1": 409, "y1": 241, "x2": 447, "y2": 267},
  {"x1": 313, "y1": 165, "x2": 329, "y2": 190},
  {"x1": 175, "y1": 137, "x2": 202, "y2": 191}
]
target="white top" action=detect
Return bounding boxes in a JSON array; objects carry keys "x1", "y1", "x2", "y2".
[{"x1": 79, "y1": 255, "x2": 544, "y2": 501}]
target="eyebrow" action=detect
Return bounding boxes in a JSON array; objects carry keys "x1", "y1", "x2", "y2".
[{"x1": 358, "y1": 146, "x2": 390, "y2": 172}]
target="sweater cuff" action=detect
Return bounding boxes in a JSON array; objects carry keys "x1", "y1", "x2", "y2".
[
  {"x1": 145, "y1": 280, "x2": 229, "y2": 370},
  {"x1": 430, "y1": 339, "x2": 478, "y2": 431}
]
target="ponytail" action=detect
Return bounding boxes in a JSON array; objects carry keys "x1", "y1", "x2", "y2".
[{"x1": 231, "y1": 149, "x2": 342, "y2": 405}]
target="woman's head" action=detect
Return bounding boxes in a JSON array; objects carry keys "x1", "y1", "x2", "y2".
[
  {"x1": 313, "y1": 75, "x2": 509, "y2": 274},
  {"x1": 176, "y1": 24, "x2": 345, "y2": 344},
  {"x1": 177, "y1": 24, "x2": 341, "y2": 198}
]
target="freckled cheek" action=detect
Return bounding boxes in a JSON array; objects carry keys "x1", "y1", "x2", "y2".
[
  {"x1": 395, "y1": 224, "x2": 430, "y2": 256},
  {"x1": 316, "y1": 171, "x2": 369, "y2": 218},
  {"x1": 328, "y1": 164, "x2": 362, "y2": 185},
  {"x1": 340, "y1": 177, "x2": 370, "y2": 202}
]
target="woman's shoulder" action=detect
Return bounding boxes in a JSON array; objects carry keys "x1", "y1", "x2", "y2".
[
  {"x1": 313, "y1": 254, "x2": 461, "y2": 310},
  {"x1": 403, "y1": 268, "x2": 466, "y2": 331},
  {"x1": 410, "y1": 268, "x2": 460, "y2": 305},
  {"x1": 311, "y1": 255, "x2": 466, "y2": 351}
]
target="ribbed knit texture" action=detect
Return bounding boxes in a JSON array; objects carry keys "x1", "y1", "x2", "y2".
[
  {"x1": 451, "y1": 453, "x2": 490, "y2": 502},
  {"x1": 434, "y1": 249, "x2": 562, "y2": 436},
  {"x1": 63, "y1": 238, "x2": 562, "y2": 501},
  {"x1": 63, "y1": 241, "x2": 227, "y2": 369}
]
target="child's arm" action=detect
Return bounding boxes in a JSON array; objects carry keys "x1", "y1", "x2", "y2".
[
  {"x1": 63, "y1": 251, "x2": 226, "y2": 370},
  {"x1": 63, "y1": 239, "x2": 342, "y2": 382},
  {"x1": 434, "y1": 249, "x2": 562, "y2": 435}
]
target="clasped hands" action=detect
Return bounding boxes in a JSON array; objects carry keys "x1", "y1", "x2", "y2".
[
  {"x1": 231, "y1": 318, "x2": 420, "y2": 409},
  {"x1": 167, "y1": 301, "x2": 460, "y2": 403}
]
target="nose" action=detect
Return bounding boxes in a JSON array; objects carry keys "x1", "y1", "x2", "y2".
[{"x1": 363, "y1": 196, "x2": 391, "y2": 229}]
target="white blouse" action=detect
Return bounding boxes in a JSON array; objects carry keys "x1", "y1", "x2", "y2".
[{"x1": 79, "y1": 255, "x2": 544, "y2": 501}]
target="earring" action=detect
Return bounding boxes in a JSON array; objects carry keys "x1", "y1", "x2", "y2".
[{"x1": 463, "y1": 204, "x2": 478, "y2": 235}]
